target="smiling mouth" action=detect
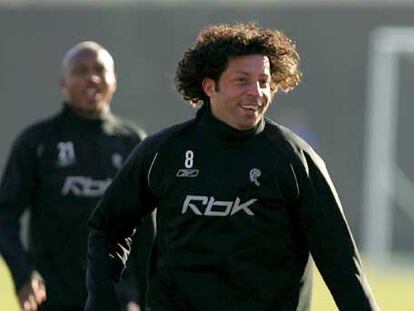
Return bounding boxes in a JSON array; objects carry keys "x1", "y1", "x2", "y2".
[
  {"x1": 240, "y1": 103, "x2": 261, "y2": 111},
  {"x1": 85, "y1": 87, "x2": 100, "y2": 95},
  {"x1": 84, "y1": 88, "x2": 103, "y2": 102}
]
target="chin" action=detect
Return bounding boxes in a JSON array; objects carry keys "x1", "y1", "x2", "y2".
[
  {"x1": 85, "y1": 101, "x2": 106, "y2": 111},
  {"x1": 84, "y1": 100, "x2": 100, "y2": 107},
  {"x1": 240, "y1": 119, "x2": 259, "y2": 129},
  {"x1": 238, "y1": 123, "x2": 256, "y2": 130}
]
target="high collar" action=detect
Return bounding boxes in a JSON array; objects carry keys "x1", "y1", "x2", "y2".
[
  {"x1": 61, "y1": 102, "x2": 113, "y2": 129},
  {"x1": 196, "y1": 102, "x2": 265, "y2": 144}
]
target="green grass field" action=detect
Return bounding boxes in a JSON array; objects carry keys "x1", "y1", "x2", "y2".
[{"x1": 1, "y1": 256, "x2": 413, "y2": 310}]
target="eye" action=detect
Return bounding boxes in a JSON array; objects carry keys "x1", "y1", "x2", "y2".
[
  {"x1": 259, "y1": 79, "x2": 270, "y2": 88},
  {"x1": 94, "y1": 65, "x2": 106, "y2": 76},
  {"x1": 235, "y1": 77, "x2": 248, "y2": 84},
  {"x1": 72, "y1": 66, "x2": 88, "y2": 76}
]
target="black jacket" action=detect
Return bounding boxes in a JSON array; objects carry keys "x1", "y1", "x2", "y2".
[
  {"x1": 0, "y1": 104, "x2": 150, "y2": 309},
  {"x1": 86, "y1": 103, "x2": 380, "y2": 311}
]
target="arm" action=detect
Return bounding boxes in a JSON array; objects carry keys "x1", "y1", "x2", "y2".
[
  {"x1": 0, "y1": 132, "x2": 47, "y2": 309},
  {"x1": 115, "y1": 118, "x2": 152, "y2": 311},
  {"x1": 293, "y1": 149, "x2": 380, "y2": 311},
  {"x1": 85, "y1": 142, "x2": 157, "y2": 311},
  {"x1": 116, "y1": 213, "x2": 155, "y2": 311}
]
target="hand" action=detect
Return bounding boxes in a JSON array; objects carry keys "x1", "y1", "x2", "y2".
[
  {"x1": 18, "y1": 273, "x2": 47, "y2": 311},
  {"x1": 126, "y1": 302, "x2": 141, "y2": 311}
]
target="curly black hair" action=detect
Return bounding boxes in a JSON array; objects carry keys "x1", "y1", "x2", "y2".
[{"x1": 175, "y1": 22, "x2": 302, "y2": 105}]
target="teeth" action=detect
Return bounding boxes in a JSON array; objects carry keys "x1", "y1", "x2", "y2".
[
  {"x1": 85, "y1": 88, "x2": 98, "y2": 95},
  {"x1": 241, "y1": 104, "x2": 259, "y2": 110}
]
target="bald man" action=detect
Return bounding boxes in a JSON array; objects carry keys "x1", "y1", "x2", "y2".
[{"x1": 0, "y1": 42, "x2": 153, "y2": 311}]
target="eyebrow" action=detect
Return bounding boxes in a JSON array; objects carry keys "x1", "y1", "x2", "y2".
[{"x1": 233, "y1": 71, "x2": 270, "y2": 78}]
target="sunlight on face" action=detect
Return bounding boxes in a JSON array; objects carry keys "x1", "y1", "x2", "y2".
[
  {"x1": 203, "y1": 54, "x2": 273, "y2": 130},
  {"x1": 60, "y1": 47, "x2": 117, "y2": 119}
]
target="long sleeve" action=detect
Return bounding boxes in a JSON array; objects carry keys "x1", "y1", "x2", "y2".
[
  {"x1": 116, "y1": 212, "x2": 155, "y2": 309},
  {"x1": 85, "y1": 141, "x2": 157, "y2": 311},
  {"x1": 293, "y1": 149, "x2": 380, "y2": 310},
  {"x1": 0, "y1": 133, "x2": 37, "y2": 290}
]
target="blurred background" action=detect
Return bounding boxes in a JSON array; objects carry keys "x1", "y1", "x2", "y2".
[{"x1": 0, "y1": 0, "x2": 413, "y2": 310}]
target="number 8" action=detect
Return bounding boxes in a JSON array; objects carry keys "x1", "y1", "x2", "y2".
[{"x1": 185, "y1": 150, "x2": 194, "y2": 168}]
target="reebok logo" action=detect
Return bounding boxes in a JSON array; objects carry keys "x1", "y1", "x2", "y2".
[
  {"x1": 182, "y1": 195, "x2": 257, "y2": 216},
  {"x1": 61, "y1": 176, "x2": 112, "y2": 197},
  {"x1": 176, "y1": 169, "x2": 199, "y2": 177}
]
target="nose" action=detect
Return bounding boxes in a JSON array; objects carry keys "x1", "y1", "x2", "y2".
[
  {"x1": 247, "y1": 81, "x2": 263, "y2": 97},
  {"x1": 86, "y1": 71, "x2": 101, "y2": 83}
]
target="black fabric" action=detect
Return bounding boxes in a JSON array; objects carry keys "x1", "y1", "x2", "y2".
[
  {"x1": 38, "y1": 304, "x2": 83, "y2": 311},
  {"x1": 86, "y1": 104, "x2": 379, "y2": 311},
  {"x1": 0, "y1": 103, "x2": 150, "y2": 308}
]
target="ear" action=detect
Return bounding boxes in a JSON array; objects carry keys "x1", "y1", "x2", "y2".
[
  {"x1": 201, "y1": 77, "x2": 216, "y2": 98},
  {"x1": 111, "y1": 73, "x2": 118, "y2": 93},
  {"x1": 59, "y1": 77, "x2": 68, "y2": 95}
]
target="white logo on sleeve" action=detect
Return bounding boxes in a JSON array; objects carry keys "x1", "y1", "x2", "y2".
[
  {"x1": 182, "y1": 196, "x2": 257, "y2": 216},
  {"x1": 249, "y1": 168, "x2": 261, "y2": 186},
  {"x1": 177, "y1": 149, "x2": 199, "y2": 177},
  {"x1": 56, "y1": 141, "x2": 76, "y2": 167}
]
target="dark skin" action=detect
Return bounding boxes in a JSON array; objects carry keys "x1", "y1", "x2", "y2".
[
  {"x1": 59, "y1": 46, "x2": 117, "y2": 120},
  {"x1": 17, "y1": 43, "x2": 139, "y2": 311},
  {"x1": 18, "y1": 273, "x2": 46, "y2": 311}
]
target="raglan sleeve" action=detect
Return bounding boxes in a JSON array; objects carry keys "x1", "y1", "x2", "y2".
[
  {"x1": 0, "y1": 131, "x2": 38, "y2": 291},
  {"x1": 115, "y1": 213, "x2": 155, "y2": 309},
  {"x1": 115, "y1": 127, "x2": 156, "y2": 310},
  {"x1": 291, "y1": 146, "x2": 380, "y2": 311},
  {"x1": 85, "y1": 139, "x2": 158, "y2": 311}
]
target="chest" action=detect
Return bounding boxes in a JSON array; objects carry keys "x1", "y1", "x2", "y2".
[
  {"x1": 150, "y1": 139, "x2": 303, "y2": 255},
  {"x1": 153, "y1": 141, "x2": 295, "y2": 221},
  {"x1": 34, "y1": 135, "x2": 133, "y2": 198}
]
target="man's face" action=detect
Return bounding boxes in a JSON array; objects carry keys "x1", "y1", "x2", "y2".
[
  {"x1": 60, "y1": 48, "x2": 117, "y2": 118},
  {"x1": 202, "y1": 54, "x2": 274, "y2": 130}
]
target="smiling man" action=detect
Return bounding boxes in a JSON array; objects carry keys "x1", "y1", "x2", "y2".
[
  {"x1": 86, "y1": 24, "x2": 380, "y2": 311},
  {"x1": 0, "y1": 42, "x2": 153, "y2": 311},
  {"x1": 59, "y1": 42, "x2": 117, "y2": 119},
  {"x1": 202, "y1": 54, "x2": 272, "y2": 130}
]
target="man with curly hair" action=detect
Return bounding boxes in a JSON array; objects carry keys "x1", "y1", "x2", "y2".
[{"x1": 85, "y1": 23, "x2": 380, "y2": 310}]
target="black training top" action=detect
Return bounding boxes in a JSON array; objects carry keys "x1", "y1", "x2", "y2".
[
  {"x1": 0, "y1": 103, "x2": 146, "y2": 308},
  {"x1": 86, "y1": 103, "x2": 380, "y2": 311}
]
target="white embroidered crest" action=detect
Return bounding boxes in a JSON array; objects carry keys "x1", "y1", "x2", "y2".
[
  {"x1": 56, "y1": 141, "x2": 76, "y2": 167},
  {"x1": 249, "y1": 168, "x2": 261, "y2": 186},
  {"x1": 112, "y1": 153, "x2": 124, "y2": 170}
]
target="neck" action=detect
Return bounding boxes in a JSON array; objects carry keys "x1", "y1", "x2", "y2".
[{"x1": 69, "y1": 106, "x2": 110, "y2": 120}]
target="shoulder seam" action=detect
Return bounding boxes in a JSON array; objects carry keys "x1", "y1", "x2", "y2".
[
  {"x1": 147, "y1": 152, "x2": 159, "y2": 188},
  {"x1": 263, "y1": 122, "x2": 302, "y2": 199}
]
